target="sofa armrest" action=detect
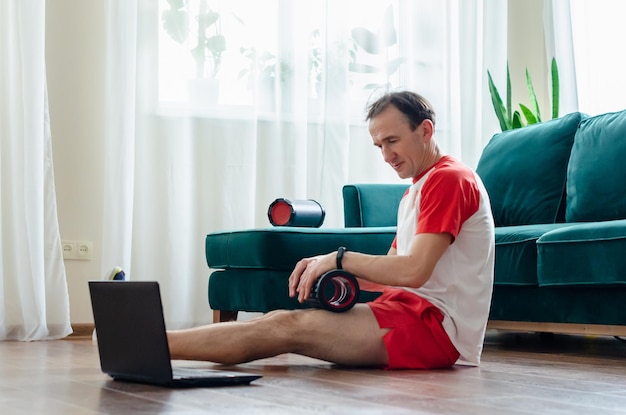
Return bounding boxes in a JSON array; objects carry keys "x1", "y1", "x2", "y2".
[{"x1": 342, "y1": 184, "x2": 409, "y2": 227}]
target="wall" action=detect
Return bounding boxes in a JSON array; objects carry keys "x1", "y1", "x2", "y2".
[
  {"x1": 45, "y1": 1, "x2": 548, "y2": 326},
  {"x1": 507, "y1": 0, "x2": 550, "y2": 119},
  {"x1": 46, "y1": 0, "x2": 106, "y2": 325}
]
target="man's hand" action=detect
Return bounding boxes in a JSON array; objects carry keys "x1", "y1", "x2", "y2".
[{"x1": 288, "y1": 252, "x2": 335, "y2": 303}]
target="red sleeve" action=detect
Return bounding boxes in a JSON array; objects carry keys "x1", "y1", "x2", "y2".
[{"x1": 417, "y1": 166, "x2": 480, "y2": 240}]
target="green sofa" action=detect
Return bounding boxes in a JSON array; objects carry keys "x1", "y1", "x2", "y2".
[
  {"x1": 476, "y1": 109, "x2": 626, "y2": 336},
  {"x1": 207, "y1": 109, "x2": 626, "y2": 335},
  {"x1": 205, "y1": 184, "x2": 408, "y2": 322}
]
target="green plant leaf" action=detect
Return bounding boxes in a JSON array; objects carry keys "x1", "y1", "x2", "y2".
[
  {"x1": 506, "y1": 64, "x2": 512, "y2": 123},
  {"x1": 162, "y1": 9, "x2": 189, "y2": 43},
  {"x1": 551, "y1": 57, "x2": 560, "y2": 119},
  {"x1": 167, "y1": 0, "x2": 185, "y2": 9},
  {"x1": 351, "y1": 27, "x2": 380, "y2": 54},
  {"x1": 206, "y1": 35, "x2": 226, "y2": 54},
  {"x1": 349, "y1": 62, "x2": 379, "y2": 73},
  {"x1": 519, "y1": 103, "x2": 538, "y2": 125},
  {"x1": 526, "y1": 69, "x2": 541, "y2": 122},
  {"x1": 190, "y1": 45, "x2": 204, "y2": 64},
  {"x1": 198, "y1": 10, "x2": 220, "y2": 29},
  {"x1": 380, "y1": 5, "x2": 397, "y2": 47},
  {"x1": 237, "y1": 68, "x2": 249, "y2": 80},
  {"x1": 240, "y1": 47, "x2": 255, "y2": 59},
  {"x1": 386, "y1": 57, "x2": 406, "y2": 76},
  {"x1": 364, "y1": 82, "x2": 387, "y2": 90},
  {"x1": 487, "y1": 70, "x2": 512, "y2": 131},
  {"x1": 512, "y1": 111, "x2": 524, "y2": 129}
]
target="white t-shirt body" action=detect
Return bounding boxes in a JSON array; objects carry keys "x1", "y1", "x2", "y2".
[{"x1": 393, "y1": 156, "x2": 495, "y2": 366}]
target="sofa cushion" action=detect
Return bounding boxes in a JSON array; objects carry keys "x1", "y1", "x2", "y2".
[
  {"x1": 343, "y1": 184, "x2": 409, "y2": 227},
  {"x1": 537, "y1": 219, "x2": 626, "y2": 286},
  {"x1": 494, "y1": 223, "x2": 578, "y2": 286},
  {"x1": 208, "y1": 269, "x2": 381, "y2": 313},
  {"x1": 566, "y1": 110, "x2": 626, "y2": 222},
  {"x1": 476, "y1": 112, "x2": 585, "y2": 227},
  {"x1": 206, "y1": 226, "x2": 396, "y2": 270}
]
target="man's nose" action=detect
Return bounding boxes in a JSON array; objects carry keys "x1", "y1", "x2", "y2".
[{"x1": 382, "y1": 147, "x2": 394, "y2": 163}]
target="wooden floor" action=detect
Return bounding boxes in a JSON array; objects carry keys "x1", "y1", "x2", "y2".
[{"x1": 1, "y1": 330, "x2": 625, "y2": 414}]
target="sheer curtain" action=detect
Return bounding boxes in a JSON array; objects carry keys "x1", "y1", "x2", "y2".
[
  {"x1": 0, "y1": 0, "x2": 71, "y2": 340},
  {"x1": 543, "y1": 0, "x2": 579, "y2": 115},
  {"x1": 103, "y1": 0, "x2": 505, "y2": 328},
  {"x1": 545, "y1": 0, "x2": 626, "y2": 115}
]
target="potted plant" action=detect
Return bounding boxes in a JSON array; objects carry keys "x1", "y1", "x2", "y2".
[
  {"x1": 487, "y1": 57, "x2": 560, "y2": 131},
  {"x1": 349, "y1": 4, "x2": 405, "y2": 90},
  {"x1": 162, "y1": 0, "x2": 226, "y2": 105},
  {"x1": 237, "y1": 47, "x2": 293, "y2": 109}
]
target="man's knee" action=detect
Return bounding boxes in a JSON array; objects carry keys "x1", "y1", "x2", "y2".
[
  {"x1": 264, "y1": 309, "x2": 309, "y2": 330},
  {"x1": 260, "y1": 309, "x2": 320, "y2": 344}
]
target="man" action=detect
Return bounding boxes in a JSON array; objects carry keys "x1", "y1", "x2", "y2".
[{"x1": 168, "y1": 91, "x2": 495, "y2": 369}]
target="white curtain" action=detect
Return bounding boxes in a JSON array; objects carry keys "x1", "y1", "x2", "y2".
[
  {"x1": 543, "y1": 0, "x2": 579, "y2": 116},
  {"x1": 545, "y1": 0, "x2": 626, "y2": 116},
  {"x1": 0, "y1": 0, "x2": 71, "y2": 340},
  {"x1": 103, "y1": 0, "x2": 506, "y2": 328}
]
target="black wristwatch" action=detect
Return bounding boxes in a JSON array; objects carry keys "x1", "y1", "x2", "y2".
[{"x1": 336, "y1": 246, "x2": 347, "y2": 269}]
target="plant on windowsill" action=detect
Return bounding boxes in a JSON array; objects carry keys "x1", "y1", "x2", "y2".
[
  {"x1": 238, "y1": 48, "x2": 291, "y2": 88},
  {"x1": 162, "y1": 0, "x2": 226, "y2": 105},
  {"x1": 349, "y1": 4, "x2": 405, "y2": 90},
  {"x1": 237, "y1": 47, "x2": 293, "y2": 109},
  {"x1": 487, "y1": 57, "x2": 560, "y2": 131},
  {"x1": 162, "y1": 0, "x2": 226, "y2": 79}
]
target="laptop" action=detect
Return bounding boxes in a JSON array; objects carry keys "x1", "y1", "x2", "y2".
[{"x1": 88, "y1": 280, "x2": 262, "y2": 387}]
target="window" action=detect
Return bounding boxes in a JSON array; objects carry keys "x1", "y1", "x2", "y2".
[
  {"x1": 157, "y1": 0, "x2": 406, "y2": 117},
  {"x1": 159, "y1": 0, "x2": 274, "y2": 107},
  {"x1": 570, "y1": 0, "x2": 626, "y2": 115}
]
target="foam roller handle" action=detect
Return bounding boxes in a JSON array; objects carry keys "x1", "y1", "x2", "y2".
[{"x1": 306, "y1": 270, "x2": 359, "y2": 312}]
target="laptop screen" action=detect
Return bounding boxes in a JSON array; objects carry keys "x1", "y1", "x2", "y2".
[{"x1": 89, "y1": 281, "x2": 174, "y2": 383}]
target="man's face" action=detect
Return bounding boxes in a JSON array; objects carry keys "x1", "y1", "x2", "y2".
[{"x1": 369, "y1": 105, "x2": 431, "y2": 180}]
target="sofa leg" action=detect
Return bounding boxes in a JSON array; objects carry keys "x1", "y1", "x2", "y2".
[{"x1": 213, "y1": 310, "x2": 239, "y2": 323}]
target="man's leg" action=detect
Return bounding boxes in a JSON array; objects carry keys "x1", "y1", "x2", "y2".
[{"x1": 167, "y1": 304, "x2": 389, "y2": 367}]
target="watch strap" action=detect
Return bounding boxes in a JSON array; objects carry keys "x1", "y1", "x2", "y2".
[{"x1": 336, "y1": 246, "x2": 347, "y2": 269}]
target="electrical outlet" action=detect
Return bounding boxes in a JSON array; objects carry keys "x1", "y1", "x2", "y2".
[
  {"x1": 62, "y1": 240, "x2": 76, "y2": 259},
  {"x1": 75, "y1": 241, "x2": 93, "y2": 260},
  {"x1": 62, "y1": 240, "x2": 93, "y2": 260}
]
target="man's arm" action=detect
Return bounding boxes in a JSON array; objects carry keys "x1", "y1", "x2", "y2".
[
  {"x1": 354, "y1": 245, "x2": 397, "y2": 291},
  {"x1": 288, "y1": 232, "x2": 452, "y2": 303}
]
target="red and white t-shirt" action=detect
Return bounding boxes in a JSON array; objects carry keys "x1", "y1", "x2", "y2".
[{"x1": 393, "y1": 156, "x2": 495, "y2": 366}]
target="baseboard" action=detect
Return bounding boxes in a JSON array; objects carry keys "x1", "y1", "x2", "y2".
[
  {"x1": 488, "y1": 320, "x2": 626, "y2": 337},
  {"x1": 68, "y1": 323, "x2": 95, "y2": 339}
]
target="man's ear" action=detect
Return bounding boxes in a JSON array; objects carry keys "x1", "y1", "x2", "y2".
[{"x1": 421, "y1": 119, "x2": 434, "y2": 140}]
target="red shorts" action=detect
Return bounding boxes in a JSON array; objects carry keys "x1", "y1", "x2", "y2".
[{"x1": 367, "y1": 288, "x2": 460, "y2": 370}]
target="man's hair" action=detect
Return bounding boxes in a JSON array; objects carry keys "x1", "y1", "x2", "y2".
[{"x1": 365, "y1": 91, "x2": 436, "y2": 131}]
